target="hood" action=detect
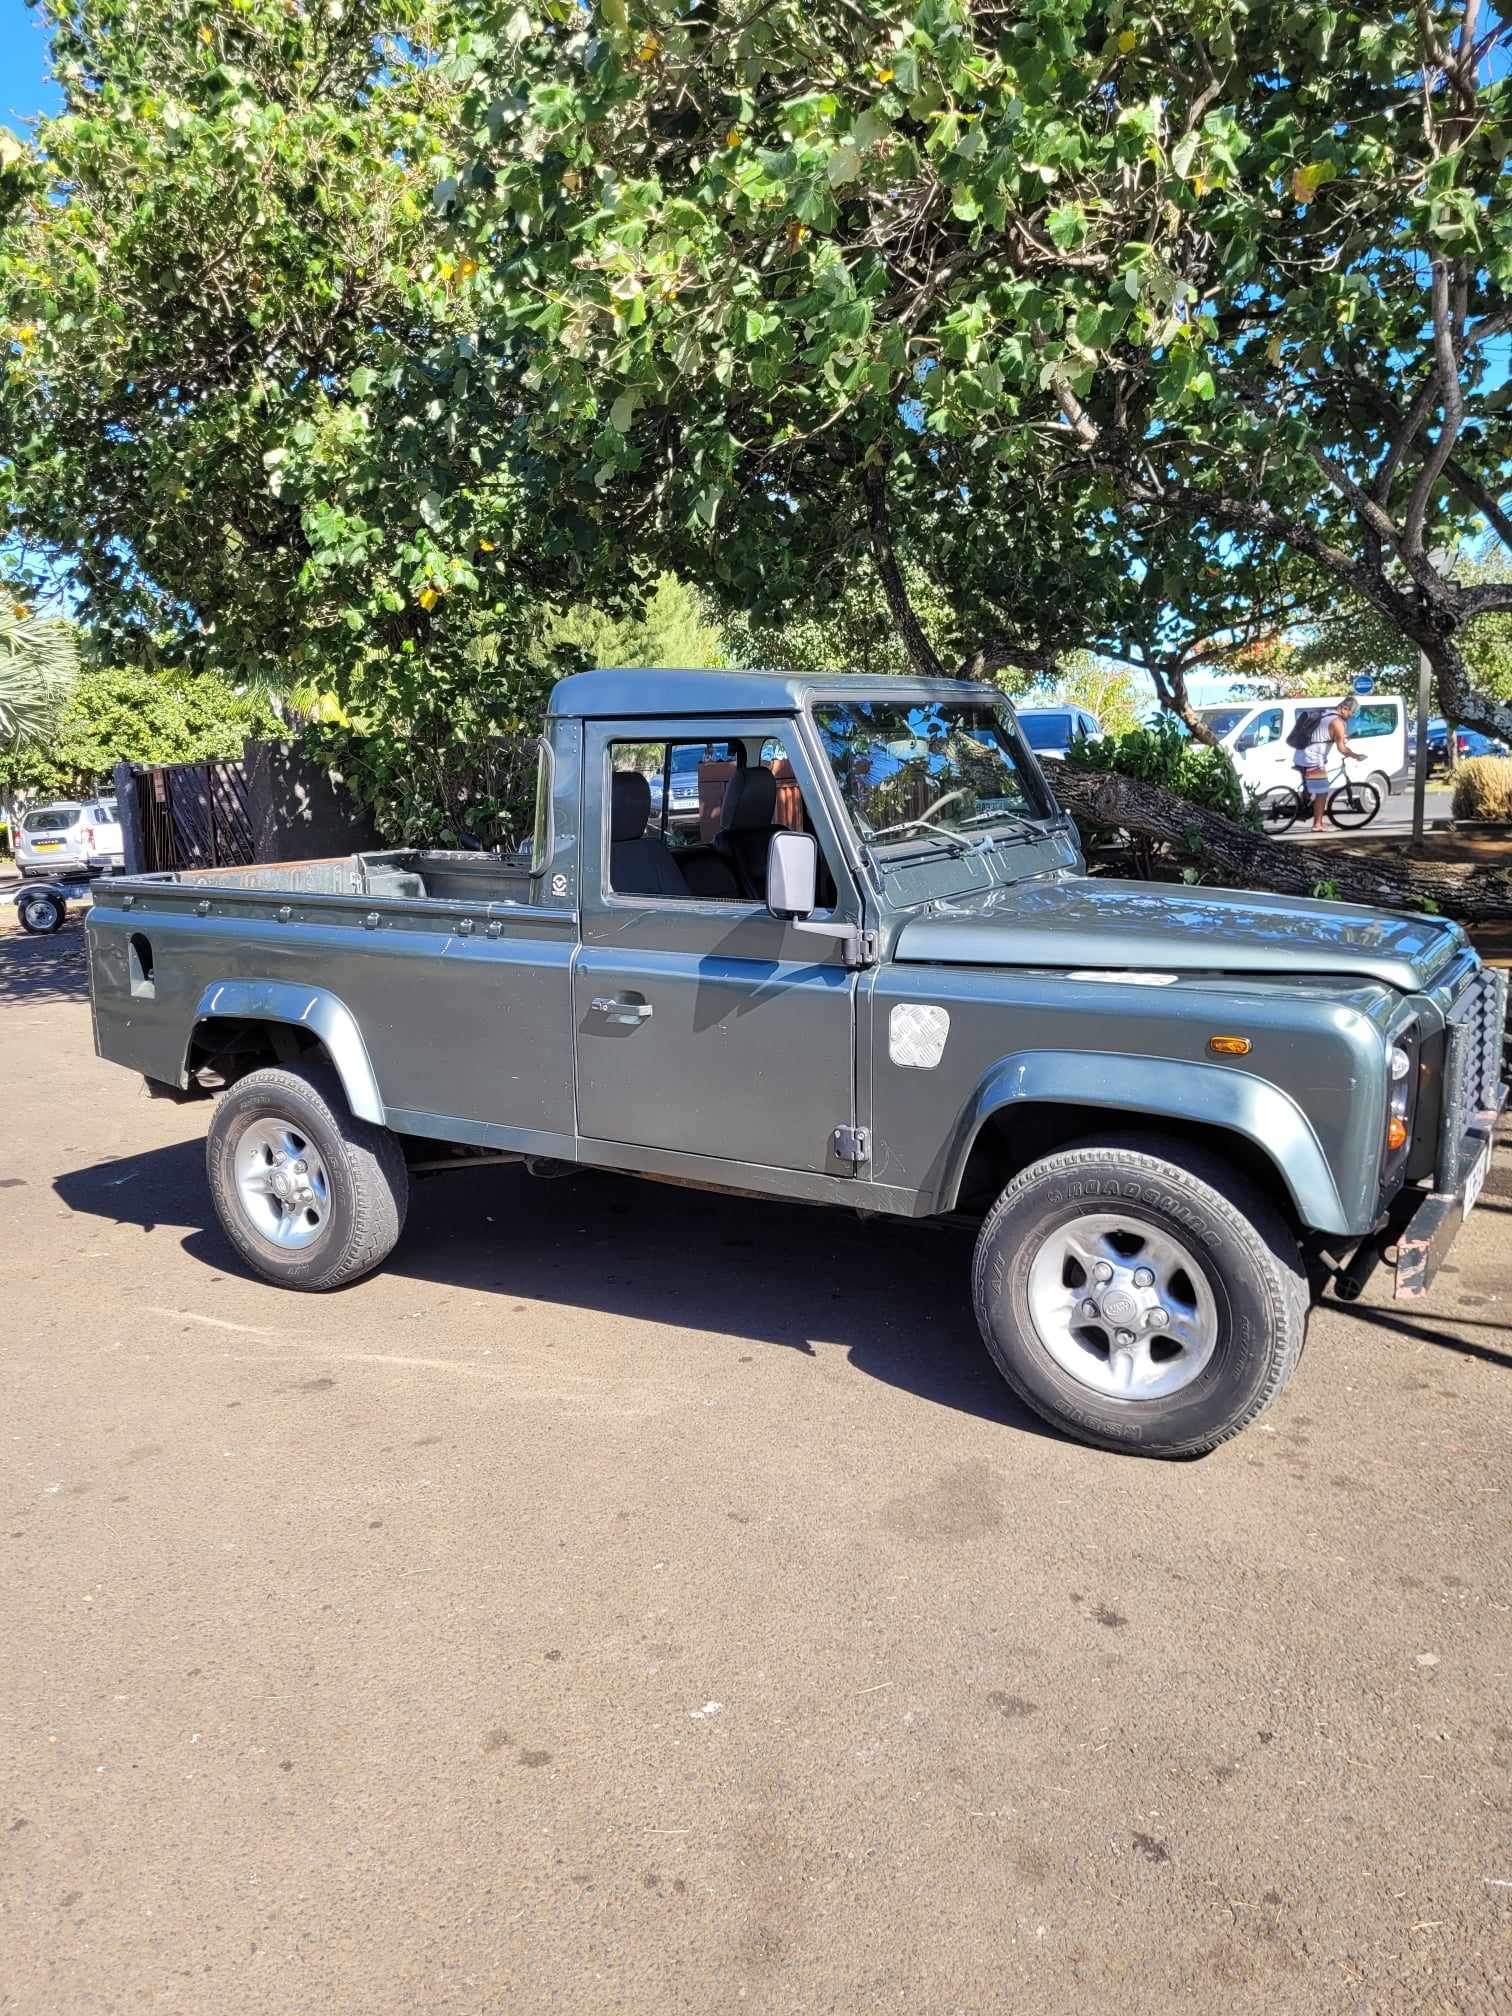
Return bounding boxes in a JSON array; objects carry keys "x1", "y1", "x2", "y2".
[{"x1": 892, "y1": 876, "x2": 1466, "y2": 993}]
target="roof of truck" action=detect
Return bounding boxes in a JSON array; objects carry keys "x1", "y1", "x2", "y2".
[{"x1": 547, "y1": 666, "x2": 1004, "y2": 719}]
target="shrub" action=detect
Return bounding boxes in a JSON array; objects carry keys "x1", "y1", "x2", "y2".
[{"x1": 1451, "y1": 756, "x2": 1512, "y2": 824}]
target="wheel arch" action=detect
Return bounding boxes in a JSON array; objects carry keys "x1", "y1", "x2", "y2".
[
  {"x1": 935, "y1": 1051, "x2": 1349, "y2": 1236},
  {"x1": 183, "y1": 980, "x2": 385, "y2": 1124}
]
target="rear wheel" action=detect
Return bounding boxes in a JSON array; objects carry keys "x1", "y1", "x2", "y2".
[
  {"x1": 1259, "y1": 785, "x2": 1301, "y2": 834},
  {"x1": 206, "y1": 1061, "x2": 408, "y2": 1290},
  {"x1": 17, "y1": 890, "x2": 65, "y2": 935},
  {"x1": 971, "y1": 1136, "x2": 1308, "y2": 1457}
]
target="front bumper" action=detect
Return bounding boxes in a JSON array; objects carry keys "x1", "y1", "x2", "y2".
[
  {"x1": 1393, "y1": 964, "x2": 1508, "y2": 1299},
  {"x1": 1394, "y1": 1085, "x2": 1506, "y2": 1297}
]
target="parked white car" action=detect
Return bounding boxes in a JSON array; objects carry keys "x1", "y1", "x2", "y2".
[
  {"x1": 15, "y1": 799, "x2": 124, "y2": 878},
  {"x1": 1015, "y1": 706, "x2": 1104, "y2": 760},
  {"x1": 1197, "y1": 696, "x2": 1409, "y2": 803}
]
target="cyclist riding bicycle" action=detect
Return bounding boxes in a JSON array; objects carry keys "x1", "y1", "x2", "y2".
[{"x1": 1291, "y1": 696, "x2": 1365, "y2": 831}]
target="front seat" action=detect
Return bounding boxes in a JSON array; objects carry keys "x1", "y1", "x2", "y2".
[
  {"x1": 714, "y1": 765, "x2": 787, "y2": 900},
  {"x1": 609, "y1": 772, "x2": 690, "y2": 897}
]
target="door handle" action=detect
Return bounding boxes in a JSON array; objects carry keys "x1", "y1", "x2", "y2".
[{"x1": 591, "y1": 996, "x2": 653, "y2": 1023}]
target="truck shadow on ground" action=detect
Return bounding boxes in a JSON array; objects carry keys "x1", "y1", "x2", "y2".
[
  {"x1": 54, "y1": 1138, "x2": 1063, "y2": 1437},
  {"x1": 0, "y1": 917, "x2": 89, "y2": 1006}
]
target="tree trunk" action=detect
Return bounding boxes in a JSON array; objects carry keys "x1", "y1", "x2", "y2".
[
  {"x1": 861, "y1": 461, "x2": 947, "y2": 681},
  {"x1": 1051, "y1": 765, "x2": 1512, "y2": 923}
]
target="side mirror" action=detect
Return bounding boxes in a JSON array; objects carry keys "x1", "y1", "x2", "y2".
[{"x1": 767, "y1": 829, "x2": 818, "y2": 920}]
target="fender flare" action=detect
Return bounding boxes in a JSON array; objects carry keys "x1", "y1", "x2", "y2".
[
  {"x1": 186, "y1": 979, "x2": 386, "y2": 1125},
  {"x1": 935, "y1": 1050, "x2": 1349, "y2": 1235}
]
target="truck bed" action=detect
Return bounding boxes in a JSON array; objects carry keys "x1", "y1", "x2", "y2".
[
  {"x1": 121, "y1": 847, "x2": 537, "y2": 907},
  {"x1": 86, "y1": 847, "x2": 576, "y2": 1154}
]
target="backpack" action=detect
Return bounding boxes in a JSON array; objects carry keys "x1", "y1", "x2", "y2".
[{"x1": 1285, "y1": 707, "x2": 1331, "y2": 752}]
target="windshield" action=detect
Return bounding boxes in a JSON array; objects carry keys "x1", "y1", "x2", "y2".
[
  {"x1": 1018, "y1": 711, "x2": 1076, "y2": 751},
  {"x1": 812, "y1": 697, "x2": 1049, "y2": 857},
  {"x1": 1197, "y1": 706, "x2": 1254, "y2": 742}
]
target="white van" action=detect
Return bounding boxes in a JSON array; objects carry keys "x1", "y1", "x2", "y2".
[{"x1": 1196, "y1": 696, "x2": 1409, "y2": 803}]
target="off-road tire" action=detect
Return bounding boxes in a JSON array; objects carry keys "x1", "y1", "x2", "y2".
[
  {"x1": 971, "y1": 1134, "x2": 1308, "y2": 1458},
  {"x1": 206, "y1": 1061, "x2": 408, "y2": 1291}
]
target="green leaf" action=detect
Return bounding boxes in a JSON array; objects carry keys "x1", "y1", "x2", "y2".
[{"x1": 1045, "y1": 202, "x2": 1088, "y2": 250}]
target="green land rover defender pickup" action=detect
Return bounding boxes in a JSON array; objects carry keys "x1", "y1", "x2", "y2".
[{"x1": 87, "y1": 670, "x2": 1508, "y2": 1458}]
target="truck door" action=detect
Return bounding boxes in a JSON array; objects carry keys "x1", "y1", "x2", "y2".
[{"x1": 574, "y1": 717, "x2": 861, "y2": 1177}]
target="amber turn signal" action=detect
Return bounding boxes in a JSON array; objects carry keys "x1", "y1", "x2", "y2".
[
  {"x1": 1386, "y1": 1116, "x2": 1408, "y2": 1152},
  {"x1": 1208, "y1": 1036, "x2": 1251, "y2": 1056}
]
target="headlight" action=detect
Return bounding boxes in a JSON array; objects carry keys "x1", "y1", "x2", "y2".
[{"x1": 1385, "y1": 1043, "x2": 1415, "y2": 1157}]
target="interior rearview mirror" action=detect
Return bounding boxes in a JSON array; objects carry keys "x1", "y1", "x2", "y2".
[{"x1": 767, "y1": 829, "x2": 818, "y2": 920}]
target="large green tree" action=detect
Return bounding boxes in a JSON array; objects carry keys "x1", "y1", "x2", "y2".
[
  {"x1": 433, "y1": 0, "x2": 1512, "y2": 733},
  {"x1": 0, "y1": 0, "x2": 499, "y2": 692}
]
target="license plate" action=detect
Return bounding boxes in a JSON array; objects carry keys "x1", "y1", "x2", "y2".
[
  {"x1": 34, "y1": 838, "x2": 61, "y2": 849},
  {"x1": 1463, "y1": 1138, "x2": 1491, "y2": 1217}
]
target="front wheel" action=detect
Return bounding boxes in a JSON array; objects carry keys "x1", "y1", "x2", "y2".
[
  {"x1": 17, "y1": 890, "x2": 65, "y2": 935},
  {"x1": 206, "y1": 1061, "x2": 409, "y2": 1290},
  {"x1": 971, "y1": 1136, "x2": 1307, "y2": 1457},
  {"x1": 1325, "y1": 777, "x2": 1381, "y2": 830}
]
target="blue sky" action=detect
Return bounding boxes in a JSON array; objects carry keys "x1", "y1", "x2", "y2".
[{"x1": 1, "y1": 0, "x2": 62, "y2": 130}]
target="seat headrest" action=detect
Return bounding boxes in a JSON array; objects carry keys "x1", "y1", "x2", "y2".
[
  {"x1": 611, "y1": 770, "x2": 652, "y2": 843},
  {"x1": 721, "y1": 764, "x2": 778, "y2": 833}
]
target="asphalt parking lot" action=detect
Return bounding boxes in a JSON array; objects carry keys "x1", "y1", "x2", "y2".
[{"x1": 3, "y1": 913, "x2": 1511, "y2": 2016}]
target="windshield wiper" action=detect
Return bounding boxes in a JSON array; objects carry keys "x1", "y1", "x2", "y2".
[
  {"x1": 954, "y1": 810, "x2": 1046, "y2": 843},
  {"x1": 864, "y1": 817, "x2": 979, "y2": 855}
]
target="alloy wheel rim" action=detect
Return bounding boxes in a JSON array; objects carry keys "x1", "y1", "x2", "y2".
[
  {"x1": 1026, "y1": 1212, "x2": 1219, "y2": 1400},
  {"x1": 235, "y1": 1117, "x2": 331, "y2": 1250}
]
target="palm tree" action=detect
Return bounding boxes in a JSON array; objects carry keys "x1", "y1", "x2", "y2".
[{"x1": 0, "y1": 602, "x2": 79, "y2": 745}]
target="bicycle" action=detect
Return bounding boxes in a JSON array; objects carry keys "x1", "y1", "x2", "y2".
[{"x1": 1259, "y1": 768, "x2": 1382, "y2": 835}]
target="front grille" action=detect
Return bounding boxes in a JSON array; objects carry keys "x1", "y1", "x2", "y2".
[{"x1": 1438, "y1": 966, "x2": 1509, "y2": 1189}]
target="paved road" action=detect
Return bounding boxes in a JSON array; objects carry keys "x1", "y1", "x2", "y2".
[
  {"x1": 4, "y1": 915, "x2": 1512, "y2": 2016},
  {"x1": 1276, "y1": 786, "x2": 1455, "y2": 839}
]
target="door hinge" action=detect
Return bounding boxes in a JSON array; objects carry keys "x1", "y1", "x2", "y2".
[
  {"x1": 832, "y1": 1124, "x2": 870, "y2": 1167},
  {"x1": 845, "y1": 929, "x2": 880, "y2": 970}
]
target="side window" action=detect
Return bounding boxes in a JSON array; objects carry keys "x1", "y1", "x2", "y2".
[
  {"x1": 605, "y1": 735, "x2": 837, "y2": 906},
  {"x1": 1354, "y1": 704, "x2": 1396, "y2": 740},
  {"x1": 606, "y1": 739, "x2": 745, "y2": 901},
  {"x1": 1239, "y1": 707, "x2": 1283, "y2": 749}
]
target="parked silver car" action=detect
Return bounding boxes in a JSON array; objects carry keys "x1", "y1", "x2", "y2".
[{"x1": 15, "y1": 799, "x2": 124, "y2": 878}]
